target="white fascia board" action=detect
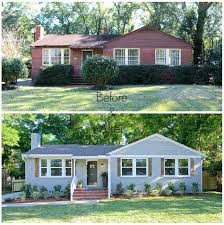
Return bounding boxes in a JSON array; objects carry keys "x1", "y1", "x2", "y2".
[
  {"x1": 24, "y1": 154, "x2": 73, "y2": 158},
  {"x1": 110, "y1": 155, "x2": 203, "y2": 159},
  {"x1": 108, "y1": 133, "x2": 205, "y2": 157},
  {"x1": 71, "y1": 156, "x2": 109, "y2": 159}
]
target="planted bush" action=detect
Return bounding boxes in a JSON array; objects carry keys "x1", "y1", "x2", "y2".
[
  {"x1": 40, "y1": 186, "x2": 48, "y2": 199},
  {"x1": 111, "y1": 64, "x2": 221, "y2": 85},
  {"x1": 127, "y1": 184, "x2": 136, "y2": 192},
  {"x1": 22, "y1": 184, "x2": 32, "y2": 198},
  {"x1": 53, "y1": 185, "x2": 62, "y2": 199},
  {"x1": 116, "y1": 182, "x2": 125, "y2": 195},
  {"x1": 192, "y1": 182, "x2": 199, "y2": 193},
  {"x1": 167, "y1": 182, "x2": 175, "y2": 195},
  {"x1": 32, "y1": 191, "x2": 40, "y2": 200},
  {"x1": 82, "y1": 54, "x2": 118, "y2": 88},
  {"x1": 2, "y1": 58, "x2": 28, "y2": 87},
  {"x1": 179, "y1": 182, "x2": 187, "y2": 194},
  {"x1": 155, "y1": 182, "x2": 163, "y2": 195},
  {"x1": 64, "y1": 184, "x2": 70, "y2": 199},
  {"x1": 144, "y1": 183, "x2": 153, "y2": 195},
  {"x1": 35, "y1": 65, "x2": 73, "y2": 86}
]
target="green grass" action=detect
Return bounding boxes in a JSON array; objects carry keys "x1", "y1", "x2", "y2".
[
  {"x1": 2, "y1": 85, "x2": 221, "y2": 112},
  {"x1": 2, "y1": 192, "x2": 222, "y2": 223}
]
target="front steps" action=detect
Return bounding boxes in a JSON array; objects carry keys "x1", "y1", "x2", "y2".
[{"x1": 72, "y1": 189, "x2": 108, "y2": 200}]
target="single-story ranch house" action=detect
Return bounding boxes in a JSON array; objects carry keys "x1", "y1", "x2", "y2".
[
  {"x1": 31, "y1": 25, "x2": 192, "y2": 81},
  {"x1": 22, "y1": 133, "x2": 204, "y2": 201}
]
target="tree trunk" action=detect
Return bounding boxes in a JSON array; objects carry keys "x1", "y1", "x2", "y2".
[{"x1": 193, "y1": 2, "x2": 212, "y2": 64}]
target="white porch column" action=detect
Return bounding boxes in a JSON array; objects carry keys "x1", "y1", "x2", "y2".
[
  {"x1": 73, "y1": 159, "x2": 76, "y2": 177},
  {"x1": 108, "y1": 158, "x2": 111, "y2": 198}
]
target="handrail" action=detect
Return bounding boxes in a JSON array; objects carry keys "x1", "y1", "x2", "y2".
[{"x1": 70, "y1": 176, "x2": 77, "y2": 201}]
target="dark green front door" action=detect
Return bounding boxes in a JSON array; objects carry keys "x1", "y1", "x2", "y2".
[{"x1": 87, "y1": 161, "x2": 97, "y2": 185}]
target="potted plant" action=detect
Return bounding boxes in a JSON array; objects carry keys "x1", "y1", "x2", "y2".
[
  {"x1": 101, "y1": 172, "x2": 108, "y2": 188},
  {"x1": 77, "y1": 180, "x2": 83, "y2": 189}
]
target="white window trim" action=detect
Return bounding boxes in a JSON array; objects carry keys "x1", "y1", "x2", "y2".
[
  {"x1": 164, "y1": 158, "x2": 190, "y2": 177},
  {"x1": 113, "y1": 48, "x2": 140, "y2": 65},
  {"x1": 121, "y1": 158, "x2": 148, "y2": 177},
  {"x1": 39, "y1": 158, "x2": 72, "y2": 178},
  {"x1": 42, "y1": 48, "x2": 70, "y2": 66},
  {"x1": 155, "y1": 48, "x2": 181, "y2": 66}
]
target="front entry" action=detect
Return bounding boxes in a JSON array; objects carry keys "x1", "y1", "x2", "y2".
[
  {"x1": 82, "y1": 50, "x2": 93, "y2": 63},
  {"x1": 87, "y1": 161, "x2": 97, "y2": 186}
]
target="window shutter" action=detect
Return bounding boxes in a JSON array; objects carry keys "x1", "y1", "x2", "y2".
[
  {"x1": 72, "y1": 159, "x2": 74, "y2": 176},
  {"x1": 148, "y1": 158, "x2": 152, "y2": 176},
  {"x1": 161, "y1": 158, "x2": 164, "y2": 176},
  {"x1": 35, "y1": 158, "x2": 39, "y2": 177},
  {"x1": 117, "y1": 158, "x2": 121, "y2": 176},
  {"x1": 191, "y1": 159, "x2": 195, "y2": 176}
]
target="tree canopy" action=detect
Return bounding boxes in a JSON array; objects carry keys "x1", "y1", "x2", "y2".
[
  {"x1": 2, "y1": 114, "x2": 221, "y2": 177},
  {"x1": 2, "y1": 2, "x2": 222, "y2": 63}
]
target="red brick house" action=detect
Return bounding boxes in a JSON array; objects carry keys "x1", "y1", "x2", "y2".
[{"x1": 31, "y1": 25, "x2": 192, "y2": 81}]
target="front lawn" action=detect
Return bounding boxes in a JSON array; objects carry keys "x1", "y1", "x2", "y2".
[
  {"x1": 2, "y1": 192, "x2": 222, "y2": 223},
  {"x1": 2, "y1": 85, "x2": 221, "y2": 112}
]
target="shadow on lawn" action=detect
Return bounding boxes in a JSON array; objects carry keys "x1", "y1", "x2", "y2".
[{"x1": 2, "y1": 194, "x2": 222, "y2": 222}]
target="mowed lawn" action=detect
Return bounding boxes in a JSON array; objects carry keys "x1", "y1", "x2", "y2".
[
  {"x1": 2, "y1": 193, "x2": 222, "y2": 223},
  {"x1": 2, "y1": 85, "x2": 221, "y2": 112}
]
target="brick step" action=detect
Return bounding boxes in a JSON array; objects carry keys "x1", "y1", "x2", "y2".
[
  {"x1": 73, "y1": 193, "x2": 107, "y2": 197},
  {"x1": 74, "y1": 189, "x2": 108, "y2": 191},
  {"x1": 73, "y1": 196, "x2": 107, "y2": 200}
]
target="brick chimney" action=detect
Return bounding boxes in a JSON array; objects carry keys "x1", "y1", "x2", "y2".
[
  {"x1": 34, "y1": 25, "x2": 44, "y2": 41},
  {"x1": 31, "y1": 133, "x2": 41, "y2": 149},
  {"x1": 103, "y1": 25, "x2": 109, "y2": 34}
]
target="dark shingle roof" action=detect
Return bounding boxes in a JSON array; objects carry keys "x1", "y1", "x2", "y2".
[
  {"x1": 26, "y1": 144, "x2": 122, "y2": 156},
  {"x1": 31, "y1": 34, "x2": 118, "y2": 48}
]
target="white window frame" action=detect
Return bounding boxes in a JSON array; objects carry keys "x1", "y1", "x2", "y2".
[
  {"x1": 121, "y1": 158, "x2": 148, "y2": 177},
  {"x1": 42, "y1": 48, "x2": 70, "y2": 66},
  {"x1": 164, "y1": 158, "x2": 190, "y2": 177},
  {"x1": 113, "y1": 48, "x2": 140, "y2": 65},
  {"x1": 40, "y1": 159, "x2": 47, "y2": 177},
  {"x1": 65, "y1": 159, "x2": 72, "y2": 176},
  {"x1": 39, "y1": 158, "x2": 72, "y2": 178},
  {"x1": 155, "y1": 48, "x2": 181, "y2": 66}
]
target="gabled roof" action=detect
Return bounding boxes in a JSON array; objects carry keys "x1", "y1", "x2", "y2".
[
  {"x1": 31, "y1": 34, "x2": 118, "y2": 48},
  {"x1": 25, "y1": 144, "x2": 122, "y2": 157},
  {"x1": 108, "y1": 134, "x2": 205, "y2": 158}
]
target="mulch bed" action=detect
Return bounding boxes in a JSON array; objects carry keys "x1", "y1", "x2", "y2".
[{"x1": 3, "y1": 197, "x2": 68, "y2": 204}]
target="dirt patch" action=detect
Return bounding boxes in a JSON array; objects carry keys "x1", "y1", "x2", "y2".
[{"x1": 3, "y1": 197, "x2": 68, "y2": 204}]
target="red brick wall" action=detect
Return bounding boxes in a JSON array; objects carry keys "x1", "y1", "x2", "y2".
[{"x1": 31, "y1": 47, "x2": 42, "y2": 80}]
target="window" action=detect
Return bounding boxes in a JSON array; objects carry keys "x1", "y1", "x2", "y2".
[
  {"x1": 155, "y1": 49, "x2": 180, "y2": 65},
  {"x1": 114, "y1": 49, "x2": 125, "y2": 65},
  {"x1": 136, "y1": 159, "x2": 147, "y2": 176},
  {"x1": 155, "y1": 49, "x2": 166, "y2": 65},
  {"x1": 178, "y1": 159, "x2": 189, "y2": 175},
  {"x1": 121, "y1": 158, "x2": 148, "y2": 176},
  {"x1": 51, "y1": 159, "x2": 62, "y2": 176},
  {"x1": 65, "y1": 159, "x2": 72, "y2": 176},
  {"x1": 164, "y1": 158, "x2": 189, "y2": 176},
  {"x1": 122, "y1": 159, "x2": 133, "y2": 176},
  {"x1": 165, "y1": 159, "x2": 175, "y2": 176},
  {"x1": 114, "y1": 48, "x2": 139, "y2": 65},
  {"x1": 40, "y1": 159, "x2": 47, "y2": 176},
  {"x1": 42, "y1": 48, "x2": 70, "y2": 66}
]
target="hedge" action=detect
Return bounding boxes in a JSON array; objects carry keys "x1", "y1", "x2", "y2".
[
  {"x1": 35, "y1": 65, "x2": 73, "y2": 86},
  {"x1": 2, "y1": 58, "x2": 28, "y2": 86},
  {"x1": 111, "y1": 64, "x2": 221, "y2": 85}
]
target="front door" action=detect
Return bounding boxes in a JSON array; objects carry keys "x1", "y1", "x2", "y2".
[
  {"x1": 82, "y1": 50, "x2": 93, "y2": 63},
  {"x1": 87, "y1": 161, "x2": 97, "y2": 186}
]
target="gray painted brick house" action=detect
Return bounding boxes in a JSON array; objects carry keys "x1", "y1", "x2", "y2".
[{"x1": 23, "y1": 133, "x2": 205, "y2": 200}]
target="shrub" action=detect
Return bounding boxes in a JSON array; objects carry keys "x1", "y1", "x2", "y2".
[
  {"x1": 126, "y1": 189, "x2": 134, "y2": 197},
  {"x1": 127, "y1": 184, "x2": 136, "y2": 192},
  {"x1": 53, "y1": 191, "x2": 61, "y2": 199},
  {"x1": 22, "y1": 184, "x2": 32, "y2": 198},
  {"x1": 40, "y1": 186, "x2": 48, "y2": 198},
  {"x1": 167, "y1": 182, "x2": 175, "y2": 194},
  {"x1": 53, "y1": 185, "x2": 62, "y2": 192},
  {"x1": 2, "y1": 58, "x2": 28, "y2": 86},
  {"x1": 82, "y1": 54, "x2": 118, "y2": 88},
  {"x1": 179, "y1": 182, "x2": 187, "y2": 194},
  {"x1": 64, "y1": 184, "x2": 70, "y2": 199},
  {"x1": 155, "y1": 182, "x2": 163, "y2": 195},
  {"x1": 111, "y1": 64, "x2": 221, "y2": 85},
  {"x1": 144, "y1": 183, "x2": 153, "y2": 194},
  {"x1": 35, "y1": 65, "x2": 73, "y2": 86},
  {"x1": 192, "y1": 182, "x2": 199, "y2": 193},
  {"x1": 116, "y1": 182, "x2": 125, "y2": 195},
  {"x1": 32, "y1": 191, "x2": 40, "y2": 200},
  {"x1": 31, "y1": 185, "x2": 38, "y2": 192},
  {"x1": 4, "y1": 198, "x2": 13, "y2": 202}
]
